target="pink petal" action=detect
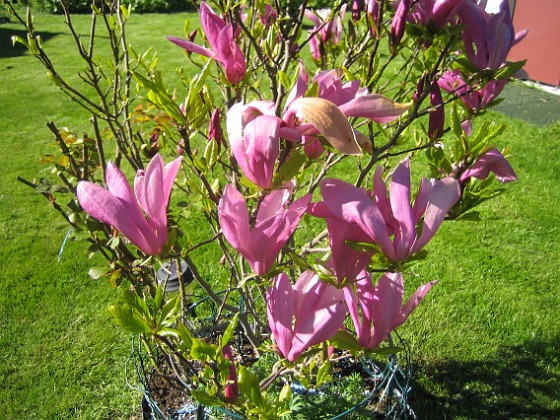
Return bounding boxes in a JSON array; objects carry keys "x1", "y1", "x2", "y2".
[
  {"x1": 104, "y1": 162, "x2": 161, "y2": 253},
  {"x1": 267, "y1": 273, "x2": 294, "y2": 360},
  {"x1": 166, "y1": 36, "x2": 214, "y2": 58},
  {"x1": 326, "y1": 218, "x2": 372, "y2": 283},
  {"x1": 354, "y1": 271, "x2": 377, "y2": 345},
  {"x1": 248, "y1": 193, "x2": 310, "y2": 275},
  {"x1": 304, "y1": 9, "x2": 322, "y2": 26},
  {"x1": 321, "y1": 178, "x2": 396, "y2": 261},
  {"x1": 256, "y1": 185, "x2": 292, "y2": 222},
  {"x1": 199, "y1": 1, "x2": 226, "y2": 49},
  {"x1": 389, "y1": 160, "x2": 416, "y2": 260},
  {"x1": 343, "y1": 283, "x2": 363, "y2": 341},
  {"x1": 217, "y1": 184, "x2": 251, "y2": 257},
  {"x1": 231, "y1": 115, "x2": 281, "y2": 189},
  {"x1": 338, "y1": 80, "x2": 361, "y2": 106},
  {"x1": 394, "y1": 279, "x2": 437, "y2": 329},
  {"x1": 163, "y1": 156, "x2": 183, "y2": 204},
  {"x1": 284, "y1": 61, "x2": 309, "y2": 112},
  {"x1": 460, "y1": 147, "x2": 517, "y2": 183},
  {"x1": 136, "y1": 155, "x2": 166, "y2": 232},
  {"x1": 368, "y1": 272, "x2": 403, "y2": 349},
  {"x1": 411, "y1": 177, "x2": 433, "y2": 224},
  {"x1": 289, "y1": 273, "x2": 346, "y2": 361},
  {"x1": 411, "y1": 177, "x2": 460, "y2": 253},
  {"x1": 373, "y1": 166, "x2": 400, "y2": 233},
  {"x1": 77, "y1": 182, "x2": 159, "y2": 255},
  {"x1": 339, "y1": 94, "x2": 410, "y2": 123}
]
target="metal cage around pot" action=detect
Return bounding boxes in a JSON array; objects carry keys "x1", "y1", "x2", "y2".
[{"x1": 126, "y1": 261, "x2": 417, "y2": 419}]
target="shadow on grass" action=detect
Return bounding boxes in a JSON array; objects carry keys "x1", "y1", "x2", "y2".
[
  {"x1": 411, "y1": 337, "x2": 560, "y2": 419},
  {"x1": 0, "y1": 27, "x2": 61, "y2": 59}
]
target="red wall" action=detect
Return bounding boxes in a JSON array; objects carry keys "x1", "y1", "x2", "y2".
[{"x1": 508, "y1": 0, "x2": 560, "y2": 86}]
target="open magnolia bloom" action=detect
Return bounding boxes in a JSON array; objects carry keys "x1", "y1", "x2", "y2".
[
  {"x1": 460, "y1": 147, "x2": 517, "y2": 183},
  {"x1": 168, "y1": 1, "x2": 246, "y2": 84},
  {"x1": 458, "y1": 0, "x2": 527, "y2": 72},
  {"x1": 309, "y1": 159, "x2": 460, "y2": 281},
  {"x1": 227, "y1": 67, "x2": 410, "y2": 161},
  {"x1": 228, "y1": 110, "x2": 282, "y2": 189},
  {"x1": 76, "y1": 154, "x2": 182, "y2": 256},
  {"x1": 406, "y1": 0, "x2": 466, "y2": 29},
  {"x1": 344, "y1": 271, "x2": 436, "y2": 349},
  {"x1": 437, "y1": 69, "x2": 507, "y2": 113},
  {"x1": 267, "y1": 271, "x2": 347, "y2": 362},
  {"x1": 284, "y1": 68, "x2": 411, "y2": 156},
  {"x1": 217, "y1": 183, "x2": 311, "y2": 276},
  {"x1": 304, "y1": 5, "x2": 346, "y2": 61}
]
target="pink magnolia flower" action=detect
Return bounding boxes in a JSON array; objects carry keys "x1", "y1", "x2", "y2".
[
  {"x1": 227, "y1": 103, "x2": 282, "y2": 189},
  {"x1": 307, "y1": 201, "x2": 373, "y2": 284},
  {"x1": 458, "y1": 0, "x2": 527, "y2": 72},
  {"x1": 227, "y1": 69, "x2": 409, "y2": 161},
  {"x1": 389, "y1": 0, "x2": 411, "y2": 52},
  {"x1": 208, "y1": 108, "x2": 224, "y2": 152},
  {"x1": 77, "y1": 154, "x2": 182, "y2": 255},
  {"x1": 437, "y1": 69, "x2": 507, "y2": 112},
  {"x1": 429, "y1": 80, "x2": 444, "y2": 139},
  {"x1": 267, "y1": 271, "x2": 347, "y2": 362},
  {"x1": 351, "y1": 0, "x2": 361, "y2": 22},
  {"x1": 217, "y1": 183, "x2": 311, "y2": 276},
  {"x1": 310, "y1": 159, "x2": 461, "y2": 273},
  {"x1": 460, "y1": 148, "x2": 517, "y2": 183},
  {"x1": 167, "y1": 2, "x2": 246, "y2": 84},
  {"x1": 304, "y1": 6, "x2": 347, "y2": 61},
  {"x1": 259, "y1": 4, "x2": 278, "y2": 27},
  {"x1": 283, "y1": 68, "x2": 410, "y2": 155},
  {"x1": 407, "y1": 0, "x2": 466, "y2": 29},
  {"x1": 222, "y1": 345, "x2": 238, "y2": 403},
  {"x1": 366, "y1": 0, "x2": 381, "y2": 36},
  {"x1": 344, "y1": 271, "x2": 436, "y2": 349}
]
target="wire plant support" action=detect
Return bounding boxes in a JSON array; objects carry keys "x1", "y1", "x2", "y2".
[{"x1": 128, "y1": 302, "x2": 417, "y2": 420}]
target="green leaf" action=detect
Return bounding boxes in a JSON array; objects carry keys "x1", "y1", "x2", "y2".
[
  {"x1": 220, "y1": 313, "x2": 239, "y2": 350},
  {"x1": 160, "y1": 295, "x2": 181, "y2": 326},
  {"x1": 287, "y1": 251, "x2": 309, "y2": 271},
  {"x1": 278, "y1": 70, "x2": 290, "y2": 90},
  {"x1": 190, "y1": 388, "x2": 224, "y2": 407},
  {"x1": 109, "y1": 269, "x2": 123, "y2": 288},
  {"x1": 238, "y1": 366, "x2": 265, "y2": 409},
  {"x1": 11, "y1": 35, "x2": 29, "y2": 49},
  {"x1": 278, "y1": 383, "x2": 292, "y2": 404},
  {"x1": 177, "y1": 323, "x2": 194, "y2": 350},
  {"x1": 273, "y1": 150, "x2": 306, "y2": 186},
  {"x1": 191, "y1": 338, "x2": 217, "y2": 361},
  {"x1": 405, "y1": 249, "x2": 428, "y2": 263},
  {"x1": 451, "y1": 101, "x2": 462, "y2": 139},
  {"x1": 203, "y1": 138, "x2": 218, "y2": 171},
  {"x1": 108, "y1": 304, "x2": 150, "y2": 334},
  {"x1": 88, "y1": 266, "x2": 109, "y2": 280},
  {"x1": 329, "y1": 330, "x2": 362, "y2": 353},
  {"x1": 132, "y1": 71, "x2": 184, "y2": 122},
  {"x1": 315, "y1": 359, "x2": 332, "y2": 387},
  {"x1": 494, "y1": 60, "x2": 526, "y2": 80},
  {"x1": 154, "y1": 284, "x2": 164, "y2": 312},
  {"x1": 454, "y1": 55, "x2": 478, "y2": 75},
  {"x1": 121, "y1": 289, "x2": 149, "y2": 315}
]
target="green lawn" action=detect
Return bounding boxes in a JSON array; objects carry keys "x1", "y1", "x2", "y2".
[{"x1": 1, "y1": 7, "x2": 559, "y2": 419}]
